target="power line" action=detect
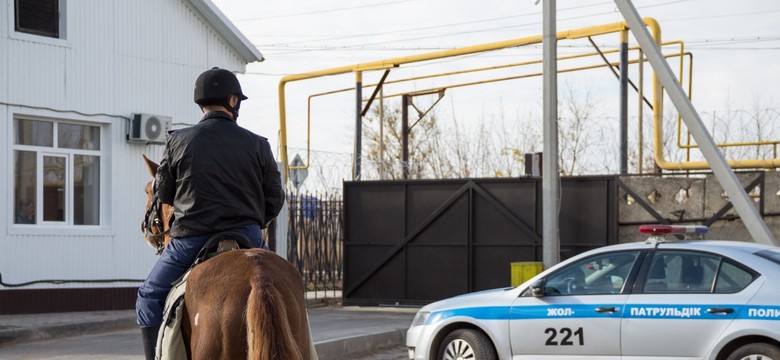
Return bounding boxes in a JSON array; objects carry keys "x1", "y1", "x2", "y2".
[
  {"x1": 692, "y1": 47, "x2": 780, "y2": 50},
  {"x1": 686, "y1": 36, "x2": 780, "y2": 45},
  {"x1": 256, "y1": 0, "x2": 690, "y2": 56},
  {"x1": 255, "y1": 1, "x2": 613, "y2": 47},
  {"x1": 663, "y1": 9, "x2": 780, "y2": 22},
  {"x1": 257, "y1": 34, "x2": 780, "y2": 55},
  {"x1": 232, "y1": 0, "x2": 414, "y2": 22},
  {"x1": 260, "y1": 44, "x2": 459, "y2": 51}
]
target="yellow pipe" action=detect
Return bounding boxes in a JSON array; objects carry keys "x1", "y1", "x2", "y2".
[
  {"x1": 368, "y1": 54, "x2": 688, "y2": 100},
  {"x1": 279, "y1": 81, "x2": 289, "y2": 180},
  {"x1": 278, "y1": 19, "x2": 655, "y2": 180},
  {"x1": 279, "y1": 17, "x2": 780, "y2": 181},
  {"x1": 302, "y1": 43, "x2": 688, "y2": 172},
  {"x1": 675, "y1": 50, "x2": 780, "y2": 151},
  {"x1": 644, "y1": 18, "x2": 780, "y2": 170},
  {"x1": 308, "y1": 42, "x2": 685, "y2": 101},
  {"x1": 302, "y1": 47, "x2": 689, "y2": 175}
]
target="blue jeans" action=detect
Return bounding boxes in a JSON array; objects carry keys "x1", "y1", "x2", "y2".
[{"x1": 136, "y1": 224, "x2": 265, "y2": 327}]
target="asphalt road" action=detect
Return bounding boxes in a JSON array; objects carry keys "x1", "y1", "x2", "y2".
[
  {"x1": 351, "y1": 345, "x2": 408, "y2": 360},
  {"x1": 0, "y1": 329, "x2": 140, "y2": 359},
  {"x1": 0, "y1": 328, "x2": 409, "y2": 360}
]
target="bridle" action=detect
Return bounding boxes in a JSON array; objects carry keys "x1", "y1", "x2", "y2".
[{"x1": 142, "y1": 179, "x2": 169, "y2": 255}]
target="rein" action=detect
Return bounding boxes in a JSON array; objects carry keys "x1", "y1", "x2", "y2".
[{"x1": 142, "y1": 180, "x2": 169, "y2": 255}]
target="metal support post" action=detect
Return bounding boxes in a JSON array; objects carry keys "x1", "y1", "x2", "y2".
[
  {"x1": 620, "y1": 30, "x2": 629, "y2": 175},
  {"x1": 402, "y1": 94, "x2": 410, "y2": 179},
  {"x1": 353, "y1": 71, "x2": 363, "y2": 180},
  {"x1": 638, "y1": 49, "x2": 645, "y2": 174},
  {"x1": 614, "y1": 0, "x2": 777, "y2": 246},
  {"x1": 542, "y1": 0, "x2": 561, "y2": 268},
  {"x1": 275, "y1": 161, "x2": 289, "y2": 259},
  {"x1": 379, "y1": 87, "x2": 385, "y2": 180}
]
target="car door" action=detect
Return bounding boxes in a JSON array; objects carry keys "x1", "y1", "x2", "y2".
[
  {"x1": 622, "y1": 249, "x2": 760, "y2": 359},
  {"x1": 510, "y1": 250, "x2": 643, "y2": 360}
]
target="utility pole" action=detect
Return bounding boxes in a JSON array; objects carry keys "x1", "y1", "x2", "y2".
[{"x1": 542, "y1": 0, "x2": 561, "y2": 268}]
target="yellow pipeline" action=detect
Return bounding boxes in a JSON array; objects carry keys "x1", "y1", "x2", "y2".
[
  {"x1": 301, "y1": 44, "x2": 684, "y2": 172},
  {"x1": 360, "y1": 53, "x2": 688, "y2": 100},
  {"x1": 644, "y1": 18, "x2": 780, "y2": 170},
  {"x1": 279, "y1": 19, "x2": 657, "y2": 180},
  {"x1": 674, "y1": 39, "x2": 780, "y2": 156},
  {"x1": 278, "y1": 18, "x2": 780, "y2": 180},
  {"x1": 308, "y1": 42, "x2": 685, "y2": 102}
]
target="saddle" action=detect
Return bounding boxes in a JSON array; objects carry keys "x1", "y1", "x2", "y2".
[
  {"x1": 192, "y1": 230, "x2": 255, "y2": 265},
  {"x1": 156, "y1": 230, "x2": 254, "y2": 360}
]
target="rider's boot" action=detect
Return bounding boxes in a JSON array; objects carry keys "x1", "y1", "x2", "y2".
[{"x1": 140, "y1": 325, "x2": 160, "y2": 360}]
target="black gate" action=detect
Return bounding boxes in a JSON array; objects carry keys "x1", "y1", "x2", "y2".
[{"x1": 343, "y1": 177, "x2": 617, "y2": 306}]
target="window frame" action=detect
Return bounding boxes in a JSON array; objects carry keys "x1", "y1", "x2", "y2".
[
  {"x1": 635, "y1": 249, "x2": 758, "y2": 295},
  {"x1": 10, "y1": 114, "x2": 107, "y2": 234},
  {"x1": 8, "y1": 0, "x2": 68, "y2": 46}
]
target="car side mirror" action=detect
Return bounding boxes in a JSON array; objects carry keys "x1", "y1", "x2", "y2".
[{"x1": 530, "y1": 279, "x2": 545, "y2": 297}]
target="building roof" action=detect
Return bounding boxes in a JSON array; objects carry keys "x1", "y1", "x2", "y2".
[{"x1": 187, "y1": 0, "x2": 263, "y2": 63}]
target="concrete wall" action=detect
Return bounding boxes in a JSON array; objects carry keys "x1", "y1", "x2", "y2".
[{"x1": 618, "y1": 172, "x2": 780, "y2": 243}]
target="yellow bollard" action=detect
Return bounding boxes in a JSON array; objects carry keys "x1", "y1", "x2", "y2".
[{"x1": 511, "y1": 262, "x2": 544, "y2": 287}]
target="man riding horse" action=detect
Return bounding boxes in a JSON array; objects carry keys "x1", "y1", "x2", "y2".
[{"x1": 136, "y1": 67, "x2": 284, "y2": 359}]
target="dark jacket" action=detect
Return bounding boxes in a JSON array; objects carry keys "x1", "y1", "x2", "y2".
[{"x1": 156, "y1": 111, "x2": 284, "y2": 238}]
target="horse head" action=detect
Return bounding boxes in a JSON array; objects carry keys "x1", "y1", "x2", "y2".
[{"x1": 141, "y1": 155, "x2": 173, "y2": 254}]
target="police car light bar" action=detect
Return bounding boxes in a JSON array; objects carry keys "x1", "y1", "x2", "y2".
[{"x1": 639, "y1": 225, "x2": 709, "y2": 235}]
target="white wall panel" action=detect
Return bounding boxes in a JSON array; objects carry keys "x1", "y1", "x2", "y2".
[
  {"x1": 7, "y1": 41, "x2": 67, "y2": 108},
  {"x1": 1, "y1": 0, "x2": 257, "y2": 290},
  {"x1": 0, "y1": 0, "x2": 7, "y2": 40},
  {"x1": 0, "y1": 27, "x2": 8, "y2": 103},
  {"x1": 0, "y1": 107, "x2": 8, "y2": 282}
]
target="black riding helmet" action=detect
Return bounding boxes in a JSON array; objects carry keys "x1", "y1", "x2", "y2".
[
  {"x1": 193, "y1": 67, "x2": 247, "y2": 119},
  {"x1": 194, "y1": 67, "x2": 247, "y2": 104}
]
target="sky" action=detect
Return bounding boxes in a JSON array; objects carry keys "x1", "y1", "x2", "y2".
[{"x1": 209, "y1": 0, "x2": 780, "y2": 178}]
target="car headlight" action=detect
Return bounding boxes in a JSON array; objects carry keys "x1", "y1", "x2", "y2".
[{"x1": 411, "y1": 311, "x2": 430, "y2": 327}]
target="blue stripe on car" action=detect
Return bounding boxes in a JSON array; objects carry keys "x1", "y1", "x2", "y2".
[{"x1": 426, "y1": 304, "x2": 780, "y2": 325}]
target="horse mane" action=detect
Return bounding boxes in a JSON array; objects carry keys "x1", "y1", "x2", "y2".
[{"x1": 142, "y1": 155, "x2": 174, "y2": 249}]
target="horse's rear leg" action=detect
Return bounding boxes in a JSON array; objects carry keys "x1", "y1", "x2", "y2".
[{"x1": 186, "y1": 295, "x2": 247, "y2": 359}]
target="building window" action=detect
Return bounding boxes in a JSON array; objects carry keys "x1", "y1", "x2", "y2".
[
  {"x1": 13, "y1": 118, "x2": 101, "y2": 226},
  {"x1": 15, "y1": 0, "x2": 61, "y2": 38}
]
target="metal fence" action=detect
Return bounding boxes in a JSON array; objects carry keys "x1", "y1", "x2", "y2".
[
  {"x1": 342, "y1": 177, "x2": 617, "y2": 306},
  {"x1": 286, "y1": 191, "x2": 344, "y2": 298}
]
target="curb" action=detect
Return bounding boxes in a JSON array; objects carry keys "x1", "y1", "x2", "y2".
[
  {"x1": 0, "y1": 316, "x2": 137, "y2": 348},
  {"x1": 315, "y1": 328, "x2": 406, "y2": 360},
  {"x1": 0, "y1": 307, "x2": 409, "y2": 359}
]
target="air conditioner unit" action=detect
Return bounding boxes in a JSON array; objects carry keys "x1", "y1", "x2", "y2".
[{"x1": 128, "y1": 114, "x2": 172, "y2": 144}]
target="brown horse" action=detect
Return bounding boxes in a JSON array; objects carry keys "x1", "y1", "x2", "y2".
[{"x1": 141, "y1": 155, "x2": 312, "y2": 360}]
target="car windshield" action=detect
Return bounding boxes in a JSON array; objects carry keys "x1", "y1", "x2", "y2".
[
  {"x1": 756, "y1": 248, "x2": 780, "y2": 265},
  {"x1": 542, "y1": 251, "x2": 641, "y2": 296}
]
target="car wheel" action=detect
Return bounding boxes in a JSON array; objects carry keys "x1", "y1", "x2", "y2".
[
  {"x1": 438, "y1": 329, "x2": 496, "y2": 360},
  {"x1": 727, "y1": 342, "x2": 780, "y2": 360}
]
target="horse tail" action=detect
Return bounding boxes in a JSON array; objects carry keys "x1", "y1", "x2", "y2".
[{"x1": 246, "y1": 271, "x2": 303, "y2": 360}]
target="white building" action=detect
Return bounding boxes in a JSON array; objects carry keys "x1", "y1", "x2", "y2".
[{"x1": 1, "y1": 0, "x2": 262, "y2": 314}]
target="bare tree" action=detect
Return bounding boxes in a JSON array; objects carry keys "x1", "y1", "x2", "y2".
[
  {"x1": 558, "y1": 81, "x2": 605, "y2": 175},
  {"x1": 362, "y1": 98, "x2": 442, "y2": 179},
  {"x1": 493, "y1": 102, "x2": 541, "y2": 177}
]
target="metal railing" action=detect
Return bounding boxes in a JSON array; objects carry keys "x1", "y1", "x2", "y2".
[{"x1": 286, "y1": 191, "x2": 343, "y2": 299}]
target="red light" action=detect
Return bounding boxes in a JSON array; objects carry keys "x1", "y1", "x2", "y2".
[{"x1": 639, "y1": 225, "x2": 708, "y2": 235}]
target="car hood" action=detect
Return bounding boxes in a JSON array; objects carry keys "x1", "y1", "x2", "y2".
[{"x1": 421, "y1": 287, "x2": 519, "y2": 313}]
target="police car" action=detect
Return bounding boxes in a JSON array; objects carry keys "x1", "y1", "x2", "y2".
[{"x1": 406, "y1": 225, "x2": 780, "y2": 360}]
